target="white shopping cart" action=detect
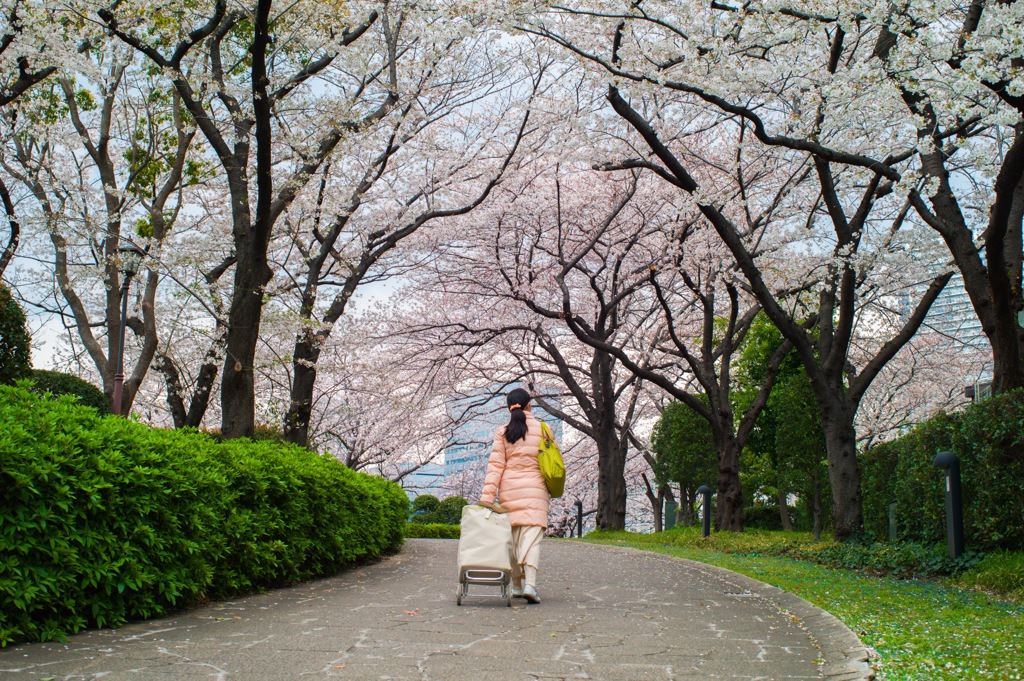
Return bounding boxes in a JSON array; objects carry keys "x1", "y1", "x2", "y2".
[{"x1": 456, "y1": 504, "x2": 514, "y2": 607}]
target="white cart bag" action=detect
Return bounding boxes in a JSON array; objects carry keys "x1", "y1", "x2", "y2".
[{"x1": 456, "y1": 504, "x2": 514, "y2": 606}]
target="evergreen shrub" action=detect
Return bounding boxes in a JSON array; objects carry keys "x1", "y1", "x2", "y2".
[
  {"x1": 860, "y1": 390, "x2": 1024, "y2": 552},
  {"x1": 409, "y1": 495, "x2": 467, "y2": 525},
  {"x1": 410, "y1": 494, "x2": 440, "y2": 519},
  {"x1": 743, "y1": 504, "x2": 789, "y2": 531},
  {"x1": 29, "y1": 369, "x2": 108, "y2": 413},
  {"x1": 404, "y1": 523, "x2": 461, "y2": 539},
  {"x1": 0, "y1": 385, "x2": 407, "y2": 646}
]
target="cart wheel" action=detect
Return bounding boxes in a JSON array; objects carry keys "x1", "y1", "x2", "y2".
[
  {"x1": 457, "y1": 589, "x2": 463, "y2": 606},
  {"x1": 506, "y1": 594, "x2": 512, "y2": 607}
]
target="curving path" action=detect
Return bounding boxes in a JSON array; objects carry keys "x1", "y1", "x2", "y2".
[{"x1": 0, "y1": 539, "x2": 873, "y2": 680}]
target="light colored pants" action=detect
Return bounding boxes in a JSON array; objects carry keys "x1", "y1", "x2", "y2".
[{"x1": 511, "y1": 525, "x2": 543, "y2": 588}]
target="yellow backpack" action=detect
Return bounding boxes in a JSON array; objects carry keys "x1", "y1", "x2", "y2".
[{"x1": 538, "y1": 422, "x2": 565, "y2": 498}]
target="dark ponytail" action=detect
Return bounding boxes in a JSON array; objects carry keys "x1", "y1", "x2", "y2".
[{"x1": 504, "y1": 388, "x2": 531, "y2": 444}]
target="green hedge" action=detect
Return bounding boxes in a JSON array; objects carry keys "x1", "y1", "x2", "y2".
[
  {"x1": 0, "y1": 384, "x2": 407, "y2": 646},
  {"x1": 860, "y1": 390, "x2": 1024, "y2": 552},
  {"x1": 29, "y1": 369, "x2": 108, "y2": 413},
  {"x1": 404, "y1": 523, "x2": 461, "y2": 539}
]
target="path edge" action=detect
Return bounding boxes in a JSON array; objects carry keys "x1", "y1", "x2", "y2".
[{"x1": 591, "y1": 544, "x2": 875, "y2": 681}]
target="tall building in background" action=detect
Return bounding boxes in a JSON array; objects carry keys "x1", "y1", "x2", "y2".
[
  {"x1": 443, "y1": 386, "x2": 563, "y2": 479},
  {"x1": 918, "y1": 272, "x2": 992, "y2": 400},
  {"x1": 401, "y1": 462, "x2": 445, "y2": 499},
  {"x1": 922, "y1": 273, "x2": 988, "y2": 352}
]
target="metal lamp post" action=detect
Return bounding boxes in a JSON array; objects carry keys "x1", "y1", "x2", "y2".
[
  {"x1": 113, "y1": 244, "x2": 145, "y2": 416},
  {"x1": 932, "y1": 451, "x2": 965, "y2": 559},
  {"x1": 696, "y1": 485, "x2": 712, "y2": 538}
]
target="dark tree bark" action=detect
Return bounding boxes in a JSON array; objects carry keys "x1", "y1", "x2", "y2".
[
  {"x1": 0, "y1": 2, "x2": 57, "y2": 113},
  {"x1": 777, "y1": 489, "x2": 793, "y2": 532},
  {"x1": 154, "y1": 328, "x2": 226, "y2": 429},
  {"x1": 590, "y1": 352, "x2": 629, "y2": 530},
  {"x1": 520, "y1": 332, "x2": 641, "y2": 533},
  {"x1": 641, "y1": 471, "x2": 665, "y2": 532},
  {"x1": 0, "y1": 176, "x2": 19, "y2": 278},
  {"x1": 483, "y1": 175, "x2": 655, "y2": 532}
]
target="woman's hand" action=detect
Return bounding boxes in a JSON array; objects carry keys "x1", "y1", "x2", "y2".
[{"x1": 477, "y1": 500, "x2": 507, "y2": 513}]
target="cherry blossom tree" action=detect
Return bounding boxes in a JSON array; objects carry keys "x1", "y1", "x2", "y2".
[
  {"x1": 275, "y1": 36, "x2": 545, "y2": 447},
  {"x1": 483, "y1": 149, "x2": 806, "y2": 530},
  {"x1": 529, "y1": 3, "x2": 960, "y2": 538},
  {"x1": 95, "y1": 0, "x2": 393, "y2": 437},
  {"x1": 1, "y1": 40, "x2": 201, "y2": 414},
  {"x1": 394, "y1": 165, "x2": 666, "y2": 529}
]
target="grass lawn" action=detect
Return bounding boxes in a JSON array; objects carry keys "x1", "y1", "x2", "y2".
[{"x1": 583, "y1": 531, "x2": 1023, "y2": 681}]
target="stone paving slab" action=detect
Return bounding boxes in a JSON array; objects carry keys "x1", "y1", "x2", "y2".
[{"x1": 0, "y1": 539, "x2": 873, "y2": 680}]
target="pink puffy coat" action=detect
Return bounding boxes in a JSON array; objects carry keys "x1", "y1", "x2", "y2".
[{"x1": 479, "y1": 413, "x2": 550, "y2": 528}]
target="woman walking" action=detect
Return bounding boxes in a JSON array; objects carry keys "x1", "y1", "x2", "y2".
[{"x1": 478, "y1": 388, "x2": 551, "y2": 604}]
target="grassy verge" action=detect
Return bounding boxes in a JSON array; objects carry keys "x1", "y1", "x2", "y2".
[{"x1": 584, "y1": 529, "x2": 1023, "y2": 681}]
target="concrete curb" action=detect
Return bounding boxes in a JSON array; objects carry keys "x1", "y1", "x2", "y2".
[{"x1": 598, "y1": 545, "x2": 876, "y2": 681}]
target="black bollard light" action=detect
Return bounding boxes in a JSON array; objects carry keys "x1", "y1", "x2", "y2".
[
  {"x1": 932, "y1": 451, "x2": 964, "y2": 559},
  {"x1": 575, "y1": 499, "x2": 584, "y2": 538},
  {"x1": 696, "y1": 485, "x2": 712, "y2": 538}
]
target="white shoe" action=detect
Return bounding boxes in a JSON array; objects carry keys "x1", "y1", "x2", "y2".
[
  {"x1": 522, "y1": 585, "x2": 540, "y2": 604},
  {"x1": 511, "y1": 586, "x2": 525, "y2": 597}
]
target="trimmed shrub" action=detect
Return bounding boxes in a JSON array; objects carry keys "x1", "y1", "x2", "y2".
[
  {"x1": 405, "y1": 523, "x2": 461, "y2": 539},
  {"x1": 743, "y1": 505, "x2": 789, "y2": 531},
  {"x1": 409, "y1": 495, "x2": 467, "y2": 525},
  {"x1": 860, "y1": 390, "x2": 1024, "y2": 552},
  {"x1": 0, "y1": 385, "x2": 407, "y2": 646},
  {"x1": 0, "y1": 284, "x2": 30, "y2": 385},
  {"x1": 410, "y1": 494, "x2": 440, "y2": 519},
  {"x1": 29, "y1": 370, "x2": 108, "y2": 413}
]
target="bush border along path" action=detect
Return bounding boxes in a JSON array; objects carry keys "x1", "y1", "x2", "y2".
[
  {"x1": 0, "y1": 384, "x2": 408, "y2": 647},
  {"x1": 586, "y1": 529, "x2": 1024, "y2": 681}
]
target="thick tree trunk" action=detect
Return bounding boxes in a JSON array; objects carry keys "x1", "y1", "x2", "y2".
[
  {"x1": 0, "y1": 177, "x2": 20, "y2": 278},
  {"x1": 715, "y1": 437, "x2": 744, "y2": 532},
  {"x1": 681, "y1": 486, "x2": 695, "y2": 526},
  {"x1": 219, "y1": 0, "x2": 275, "y2": 440},
  {"x1": 595, "y1": 427, "x2": 628, "y2": 530},
  {"x1": 991, "y1": 312, "x2": 1024, "y2": 394},
  {"x1": 820, "y1": 399, "x2": 863, "y2": 540},
  {"x1": 777, "y1": 488, "x2": 793, "y2": 531},
  {"x1": 220, "y1": 252, "x2": 271, "y2": 438},
  {"x1": 284, "y1": 354, "x2": 316, "y2": 446},
  {"x1": 812, "y1": 480, "x2": 823, "y2": 542}
]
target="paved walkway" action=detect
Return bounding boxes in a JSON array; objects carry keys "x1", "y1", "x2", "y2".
[{"x1": 0, "y1": 540, "x2": 872, "y2": 680}]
